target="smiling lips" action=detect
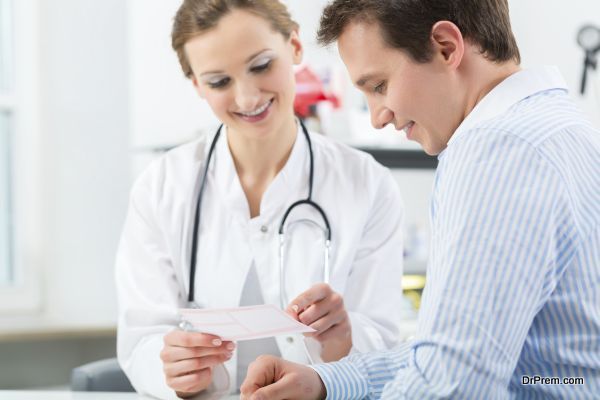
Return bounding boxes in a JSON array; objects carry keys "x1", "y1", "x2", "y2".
[
  {"x1": 234, "y1": 99, "x2": 274, "y2": 122},
  {"x1": 399, "y1": 121, "x2": 415, "y2": 138}
]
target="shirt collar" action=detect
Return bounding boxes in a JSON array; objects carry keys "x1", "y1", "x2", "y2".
[{"x1": 445, "y1": 66, "x2": 568, "y2": 150}]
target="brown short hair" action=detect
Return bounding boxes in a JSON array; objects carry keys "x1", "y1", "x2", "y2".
[
  {"x1": 172, "y1": 0, "x2": 299, "y2": 78},
  {"x1": 317, "y1": 0, "x2": 520, "y2": 64}
]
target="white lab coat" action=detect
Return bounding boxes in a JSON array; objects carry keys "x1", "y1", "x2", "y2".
[{"x1": 116, "y1": 126, "x2": 405, "y2": 399}]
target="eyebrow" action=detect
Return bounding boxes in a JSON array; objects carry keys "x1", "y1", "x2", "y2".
[
  {"x1": 199, "y1": 49, "x2": 272, "y2": 77},
  {"x1": 355, "y1": 73, "x2": 378, "y2": 88}
]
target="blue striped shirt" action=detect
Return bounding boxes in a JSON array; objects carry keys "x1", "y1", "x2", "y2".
[{"x1": 313, "y1": 67, "x2": 600, "y2": 399}]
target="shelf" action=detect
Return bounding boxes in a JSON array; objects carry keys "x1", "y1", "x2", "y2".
[
  {"x1": 0, "y1": 320, "x2": 116, "y2": 342},
  {"x1": 357, "y1": 147, "x2": 438, "y2": 169}
]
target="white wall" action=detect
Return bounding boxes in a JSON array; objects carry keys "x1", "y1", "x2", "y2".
[
  {"x1": 509, "y1": 0, "x2": 600, "y2": 127},
  {"x1": 128, "y1": 0, "x2": 218, "y2": 150},
  {"x1": 39, "y1": 0, "x2": 130, "y2": 325},
  {"x1": 0, "y1": 0, "x2": 130, "y2": 329}
]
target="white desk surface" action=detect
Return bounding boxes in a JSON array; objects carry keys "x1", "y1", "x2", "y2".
[{"x1": 0, "y1": 391, "x2": 239, "y2": 400}]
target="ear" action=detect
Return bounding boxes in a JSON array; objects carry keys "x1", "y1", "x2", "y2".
[
  {"x1": 430, "y1": 21, "x2": 464, "y2": 69},
  {"x1": 191, "y1": 75, "x2": 206, "y2": 99},
  {"x1": 289, "y1": 29, "x2": 304, "y2": 65}
]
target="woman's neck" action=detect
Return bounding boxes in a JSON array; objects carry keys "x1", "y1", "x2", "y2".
[{"x1": 226, "y1": 115, "x2": 298, "y2": 217}]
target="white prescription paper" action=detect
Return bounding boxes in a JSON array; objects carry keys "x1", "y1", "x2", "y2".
[{"x1": 179, "y1": 304, "x2": 315, "y2": 341}]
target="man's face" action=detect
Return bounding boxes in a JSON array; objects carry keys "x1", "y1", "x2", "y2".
[{"x1": 338, "y1": 21, "x2": 463, "y2": 155}]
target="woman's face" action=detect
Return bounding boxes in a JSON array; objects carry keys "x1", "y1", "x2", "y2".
[{"x1": 185, "y1": 10, "x2": 302, "y2": 140}]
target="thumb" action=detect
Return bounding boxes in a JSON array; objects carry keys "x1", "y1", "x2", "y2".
[
  {"x1": 249, "y1": 375, "x2": 295, "y2": 400},
  {"x1": 251, "y1": 373, "x2": 323, "y2": 400}
]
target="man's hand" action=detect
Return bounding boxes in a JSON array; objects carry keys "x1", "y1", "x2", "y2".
[
  {"x1": 240, "y1": 355, "x2": 326, "y2": 400},
  {"x1": 286, "y1": 283, "x2": 352, "y2": 361},
  {"x1": 160, "y1": 330, "x2": 234, "y2": 397}
]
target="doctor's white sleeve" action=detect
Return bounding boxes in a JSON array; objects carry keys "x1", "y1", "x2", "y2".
[
  {"x1": 115, "y1": 164, "x2": 187, "y2": 400},
  {"x1": 344, "y1": 168, "x2": 405, "y2": 353}
]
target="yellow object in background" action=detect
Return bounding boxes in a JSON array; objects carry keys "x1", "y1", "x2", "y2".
[{"x1": 402, "y1": 275, "x2": 426, "y2": 310}]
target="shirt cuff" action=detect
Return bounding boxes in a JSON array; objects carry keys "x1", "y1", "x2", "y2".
[{"x1": 311, "y1": 361, "x2": 369, "y2": 400}]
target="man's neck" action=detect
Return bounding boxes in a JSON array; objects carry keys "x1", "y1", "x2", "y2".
[{"x1": 462, "y1": 54, "x2": 521, "y2": 119}]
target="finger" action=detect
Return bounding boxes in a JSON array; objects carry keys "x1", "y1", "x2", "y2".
[
  {"x1": 303, "y1": 317, "x2": 338, "y2": 338},
  {"x1": 164, "y1": 330, "x2": 230, "y2": 348},
  {"x1": 166, "y1": 367, "x2": 212, "y2": 395},
  {"x1": 284, "y1": 305, "x2": 301, "y2": 321},
  {"x1": 250, "y1": 374, "x2": 312, "y2": 400},
  {"x1": 160, "y1": 342, "x2": 234, "y2": 363},
  {"x1": 312, "y1": 320, "x2": 351, "y2": 342},
  {"x1": 306, "y1": 311, "x2": 345, "y2": 335},
  {"x1": 298, "y1": 303, "x2": 328, "y2": 326},
  {"x1": 299, "y1": 292, "x2": 344, "y2": 325},
  {"x1": 164, "y1": 354, "x2": 232, "y2": 378},
  {"x1": 240, "y1": 355, "x2": 278, "y2": 397},
  {"x1": 288, "y1": 283, "x2": 331, "y2": 314}
]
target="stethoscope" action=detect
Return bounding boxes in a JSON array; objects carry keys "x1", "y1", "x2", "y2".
[{"x1": 187, "y1": 119, "x2": 332, "y2": 313}]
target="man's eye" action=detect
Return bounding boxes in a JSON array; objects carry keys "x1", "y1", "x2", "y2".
[
  {"x1": 250, "y1": 60, "x2": 272, "y2": 73},
  {"x1": 208, "y1": 77, "x2": 230, "y2": 89},
  {"x1": 374, "y1": 81, "x2": 387, "y2": 94}
]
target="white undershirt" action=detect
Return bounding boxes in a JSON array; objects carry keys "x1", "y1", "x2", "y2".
[{"x1": 235, "y1": 263, "x2": 281, "y2": 390}]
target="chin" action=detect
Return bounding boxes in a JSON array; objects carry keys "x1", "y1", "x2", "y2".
[
  {"x1": 243, "y1": 119, "x2": 281, "y2": 140},
  {"x1": 420, "y1": 141, "x2": 443, "y2": 156},
  {"x1": 422, "y1": 147, "x2": 438, "y2": 156}
]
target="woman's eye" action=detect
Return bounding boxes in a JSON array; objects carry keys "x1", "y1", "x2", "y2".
[
  {"x1": 374, "y1": 81, "x2": 387, "y2": 94},
  {"x1": 250, "y1": 60, "x2": 272, "y2": 73},
  {"x1": 208, "y1": 77, "x2": 230, "y2": 89}
]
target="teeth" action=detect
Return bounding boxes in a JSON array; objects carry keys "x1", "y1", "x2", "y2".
[
  {"x1": 400, "y1": 121, "x2": 414, "y2": 135},
  {"x1": 240, "y1": 100, "x2": 271, "y2": 117}
]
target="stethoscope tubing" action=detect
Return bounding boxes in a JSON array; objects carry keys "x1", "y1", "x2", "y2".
[{"x1": 188, "y1": 119, "x2": 331, "y2": 303}]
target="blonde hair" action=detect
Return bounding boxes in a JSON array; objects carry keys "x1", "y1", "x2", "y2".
[{"x1": 172, "y1": 0, "x2": 299, "y2": 78}]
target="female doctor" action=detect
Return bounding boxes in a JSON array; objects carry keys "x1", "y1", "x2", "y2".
[{"x1": 115, "y1": 0, "x2": 405, "y2": 399}]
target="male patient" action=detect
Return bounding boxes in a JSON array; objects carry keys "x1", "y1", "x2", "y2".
[{"x1": 240, "y1": 0, "x2": 600, "y2": 398}]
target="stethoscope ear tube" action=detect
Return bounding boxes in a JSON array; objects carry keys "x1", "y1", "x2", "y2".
[{"x1": 188, "y1": 125, "x2": 223, "y2": 303}]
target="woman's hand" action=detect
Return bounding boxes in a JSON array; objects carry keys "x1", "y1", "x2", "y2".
[
  {"x1": 160, "y1": 330, "x2": 235, "y2": 397},
  {"x1": 286, "y1": 283, "x2": 352, "y2": 361}
]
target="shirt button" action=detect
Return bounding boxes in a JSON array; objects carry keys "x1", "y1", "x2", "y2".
[
  {"x1": 286, "y1": 336, "x2": 294, "y2": 344},
  {"x1": 260, "y1": 225, "x2": 268, "y2": 233}
]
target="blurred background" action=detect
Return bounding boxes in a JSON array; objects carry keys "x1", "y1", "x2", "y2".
[{"x1": 0, "y1": 0, "x2": 598, "y2": 390}]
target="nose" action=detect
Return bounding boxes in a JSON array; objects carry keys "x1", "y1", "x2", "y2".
[
  {"x1": 234, "y1": 80, "x2": 261, "y2": 112},
  {"x1": 371, "y1": 107, "x2": 394, "y2": 130}
]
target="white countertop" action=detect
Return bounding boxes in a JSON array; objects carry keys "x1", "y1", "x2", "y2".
[{"x1": 0, "y1": 391, "x2": 239, "y2": 400}]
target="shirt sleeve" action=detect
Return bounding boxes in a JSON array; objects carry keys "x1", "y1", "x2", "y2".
[
  {"x1": 115, "y1": 161, "x2": 185, "y2": 400},
  {"x1": 314, "y1": 134, "x2": 571, "y2": 399},
  {"x1": 343, "y1": 167, "x2": 406, "y2": 353}
]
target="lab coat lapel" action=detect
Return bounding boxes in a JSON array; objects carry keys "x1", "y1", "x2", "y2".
[
  {"x1": 214, "y1": 128, "x2": 251, "y2": 219},
  {"x1": 198, "y1": 131, "x2": 253, "y2": 307}
]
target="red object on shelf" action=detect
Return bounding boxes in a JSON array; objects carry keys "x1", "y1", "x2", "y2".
[{"x1": 293, "y1": 65, "x2": 340, "y2": 118}]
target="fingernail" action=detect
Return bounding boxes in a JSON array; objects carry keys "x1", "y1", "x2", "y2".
[
  {"x1": 292, "y1": 304, "x2": 299, "y2": 313},
  {"x1": 226, "y1": 352, "x2": 233, "y2": 359},
  {"x1": 226, "y1": 342, "x2": 235, "y2": 350},
  {"x1": 212, "y1": 339, "x2": 222, "y2": 346}
]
